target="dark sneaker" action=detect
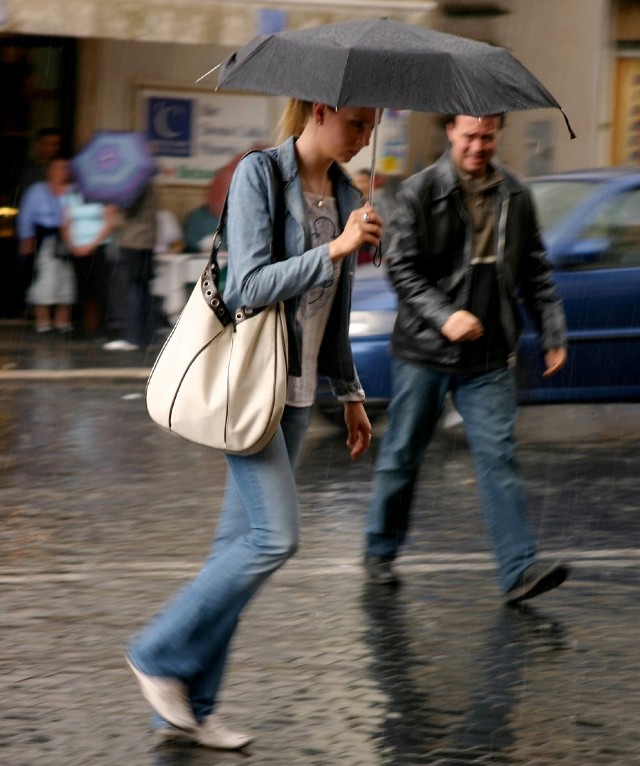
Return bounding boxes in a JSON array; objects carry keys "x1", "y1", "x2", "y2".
[
  {"x1": 364, "y1": 556, "x2": 401, "y2": 586},
  {"x1": 505, "y1": 561, "x2": 570, "y2": 606}
]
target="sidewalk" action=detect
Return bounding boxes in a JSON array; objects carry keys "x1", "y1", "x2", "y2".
[{"x1": 0, "y1": 318, "x2": 158, "y2": 379}]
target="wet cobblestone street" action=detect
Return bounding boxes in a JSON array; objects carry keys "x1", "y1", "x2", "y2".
[{"x1": 1, "y1": 327, "x2": 640, "y2": 765}]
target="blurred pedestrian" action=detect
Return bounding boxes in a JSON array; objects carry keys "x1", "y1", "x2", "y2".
[
  {"x1": 18, "y1": 127, "x2": 64, "y2": 198},
  {"x1": 181, "y1": 181, "x2": 219, "y2": 253},
  {"x1": 125, "y1": 98, "x2": 380, "y2": 749},
  {"x1": 363, "y1": 114, "x2": 570, "y2": 606},
  {"x1": 155, "y1": 208, "x2": 183, "y2": 254},
  {"x1": 353, "y1": 167, "x2": 394, "y2": 208},
  {"x1": 13, "y1": 128, "x2": 65, "y2": 298},
  {"x1": 181, "y1": 145, "x2": 270, "y2": 255},
  {"x1": 61, "y1": 189, "x2": 116, "y2": 337},
  {"x1": 17, "y1": 157, "x2": 75, "y2": 333},
  {"x1": 103, "y1": 183, "x2": 157, "y2": 351}
]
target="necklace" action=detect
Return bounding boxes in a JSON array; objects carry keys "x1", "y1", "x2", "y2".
[
  {"x1": 316, "y1": 178, "x2": 328, "y2": 208},
  {"x1": 302, "y1": 175, "x2": 330, "y2": 207}
]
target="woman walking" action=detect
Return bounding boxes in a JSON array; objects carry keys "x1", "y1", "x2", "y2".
[{"x1": 126, "y1": 99, "x2": 382, "y2": 749}]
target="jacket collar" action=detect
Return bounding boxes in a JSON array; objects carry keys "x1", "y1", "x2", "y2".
[
  {"x1": 270, "y1": 136, "x2": 298, "y2": 184},
  {"x1": 432, "y1": 150, "x2": 522, "y2": 202},
  {"x1": 269, "y1": 136, "x2": 359, "y2": 228},
  {"x1": 272, "y1": 136, "x2": 354, "y2": 192}
]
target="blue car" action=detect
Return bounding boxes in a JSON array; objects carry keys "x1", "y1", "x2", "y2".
[{"x1": 318, "y1": 169, "x2": 640, "y2": 416}]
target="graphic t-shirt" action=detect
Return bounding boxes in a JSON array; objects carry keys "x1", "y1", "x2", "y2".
[{"x1": 286, "y1": 192, "x2": 342, "y2": 407}]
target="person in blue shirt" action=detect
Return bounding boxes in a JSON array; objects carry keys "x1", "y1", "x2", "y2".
[{"x1": 17, "y1": 157, "x2": 75, "y2": 333}]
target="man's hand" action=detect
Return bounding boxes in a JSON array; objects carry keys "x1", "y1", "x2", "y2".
[
  {"x1": 441, "y1": 310, "x2": 484, "y2": 343},
  {"x1": 344, "y1": 401, "x2": 372, "y2": 460},
  {"x1": 19, "y1": 237, "x2": 35, "y2": 256},
  {"x1": 543, "y1": 347, "x2": 567, "y2": 377},
  {"x1": 72, "y1": 245, "x2": 94, "y2": 258}
]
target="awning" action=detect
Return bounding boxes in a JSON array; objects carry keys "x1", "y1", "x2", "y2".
[{"x1": 2, "y1": 0, "x2": 437, "y2": 46}]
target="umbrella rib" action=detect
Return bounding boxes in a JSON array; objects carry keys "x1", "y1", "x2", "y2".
[{"x1": 335, "y1": 47, "x2": 356, "y2": 108}]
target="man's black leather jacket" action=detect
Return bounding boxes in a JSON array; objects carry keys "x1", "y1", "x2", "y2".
[{"x1": 386, "y1": 152, "x2": 567, "y2": 371}]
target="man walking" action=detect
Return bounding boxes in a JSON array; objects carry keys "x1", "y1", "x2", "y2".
[{"x1": 364, "y1": 114, "x2": 569, "y2": 605}]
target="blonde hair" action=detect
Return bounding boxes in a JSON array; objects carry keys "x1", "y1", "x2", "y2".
[{"x1": 277, "y1": 99, "x2": 313, "y2": 142}]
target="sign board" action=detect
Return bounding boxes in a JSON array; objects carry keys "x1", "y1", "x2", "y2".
[{"x1": 137, "y1": 85, "x2": 273, "y2": 186}]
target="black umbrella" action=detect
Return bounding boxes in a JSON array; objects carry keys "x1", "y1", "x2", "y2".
[{"x1": 213, "y1": 17, "x2": 574, "y2": 137}]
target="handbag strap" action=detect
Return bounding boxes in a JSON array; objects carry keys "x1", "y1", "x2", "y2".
[{"x1": 200, "y1": 151, "x2": 285, "y2": 325}]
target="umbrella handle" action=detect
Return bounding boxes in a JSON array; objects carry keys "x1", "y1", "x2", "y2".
[
  {"x1": 367, "y1": 109, "x2": 381, "y2": 204},
  {"x1": 368, "y1": 110, "x2": 383, "y2": 267}
]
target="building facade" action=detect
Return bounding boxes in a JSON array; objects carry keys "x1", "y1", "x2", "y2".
[{"x1": 1, "y1": 0, "x2": 639, "y2": 217}]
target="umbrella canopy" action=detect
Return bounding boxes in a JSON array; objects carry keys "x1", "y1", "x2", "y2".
[
  {"x1": 216, "y1": 17, "x2": 574, "y2": 136},
  {"x1": 71, "y1": 131, "x2": 158, "y2": 209}
]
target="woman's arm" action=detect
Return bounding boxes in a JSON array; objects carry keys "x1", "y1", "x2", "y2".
[
  {"x1": 225, "y1": 154, "x2": 334, "y2": 308},
  {"x1": 16, "y1": 184, "x2": 39, "y2": 243},
  {"x1": 88, "y1": 203, "x2": 117, "y2": 252}
]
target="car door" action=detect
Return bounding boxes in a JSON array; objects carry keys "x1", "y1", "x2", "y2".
[{"x1": 518, "y1": 184, "x2": 640, "y2": 402}]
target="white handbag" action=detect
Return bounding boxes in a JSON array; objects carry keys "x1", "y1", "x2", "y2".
[{"x1": 146, "y1": 153, "x2": 288, "y2": 455}]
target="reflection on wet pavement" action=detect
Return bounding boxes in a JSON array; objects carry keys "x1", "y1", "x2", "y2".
[{"x1": 1, "y1": 372, "x2": 640, "y2": 765}]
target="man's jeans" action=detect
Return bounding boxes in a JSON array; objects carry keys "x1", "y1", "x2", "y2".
[
  {"x1": 365, "y1": 358, "x2": 537, "y2": 592},
  {"x1": 128, "y1": 405, "x2": 312, "y2": 725}
]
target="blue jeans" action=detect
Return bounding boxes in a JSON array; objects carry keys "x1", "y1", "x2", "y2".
[
  {"x1": 365, "y1": 358, "x2": 537, "y2": 592},
  {"x1": 128, "y1": 405, "x2": 312, "y2": 725}
]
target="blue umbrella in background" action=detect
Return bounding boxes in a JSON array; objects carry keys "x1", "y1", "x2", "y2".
[{"x1": 71, "y1": 131, "x2": 157, "y2": 209}]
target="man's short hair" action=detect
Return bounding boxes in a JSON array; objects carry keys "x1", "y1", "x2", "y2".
[
  {"x1": 36, "y1": 127, "x2": 63, "y2": 139},
  {"x1": 441, "y1": 113, "x2": 505, "y2": 129}
]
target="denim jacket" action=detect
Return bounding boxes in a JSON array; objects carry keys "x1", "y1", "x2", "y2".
[{"x1": 223, "y1": 137, "x2": 364, "y2": 400}]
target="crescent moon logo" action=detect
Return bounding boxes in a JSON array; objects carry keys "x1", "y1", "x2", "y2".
[{"x1": 153, "y1": 104, "x2": 182, "y2": 139}]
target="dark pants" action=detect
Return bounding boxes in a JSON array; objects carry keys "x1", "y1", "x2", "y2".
[
  {"x1": 72, "y1": 244, "x2": 109, "y2": 334},
  {"x1": 122, "y1": 247, "x2": 156, "y2": 346}
]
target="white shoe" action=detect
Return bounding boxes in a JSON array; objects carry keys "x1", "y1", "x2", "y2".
[
  {"x1": 157, "y1": 714, "x2": 253, "y2": 750},
  {"x1": 126, "y1": 658, "x2": 197, "y2": 731},
  {"x1": 103, "y1": 339, "x2": 139, "y2": 351}
]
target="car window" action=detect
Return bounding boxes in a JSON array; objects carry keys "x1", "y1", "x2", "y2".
[
  {"x1": 529, "y1": 180, "x2": 599, "y2": 233},
  {"x1": 580, "y1": 187, "x2": 640, "y2": 268}
]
